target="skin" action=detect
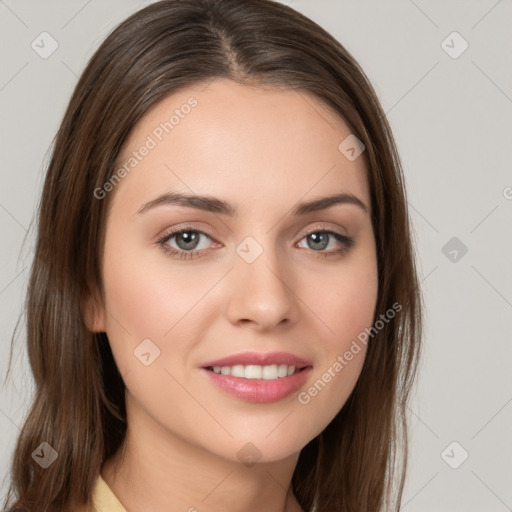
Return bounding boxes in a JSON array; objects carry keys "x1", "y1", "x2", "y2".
[{"x1": 86, "y1": 79, "x2": 378, "y2": 512}]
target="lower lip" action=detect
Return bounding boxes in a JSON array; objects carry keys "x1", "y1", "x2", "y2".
[{"x1": 200, "y1": 367, "x2": 312, "y2": 403}]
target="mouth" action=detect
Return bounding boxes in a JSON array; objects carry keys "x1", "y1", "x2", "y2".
[
  {"x1": 200, "y1": 351, "x2": 313, "y2": 402},
  {"x1": 200, "y1": 364, "x2": 312, "y2": 403}
]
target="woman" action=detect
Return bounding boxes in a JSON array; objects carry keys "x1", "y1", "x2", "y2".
[{"x1": 4, "y1": 1, "x2": 422, "y2": 510}]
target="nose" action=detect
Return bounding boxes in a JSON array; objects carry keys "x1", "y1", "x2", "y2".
[{"x1": 225, "y1": 243, "x2": 298, "y2": 331}]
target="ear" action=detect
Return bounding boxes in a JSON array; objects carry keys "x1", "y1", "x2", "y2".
[{"x1": 82, "y1": 288, "x2": 107, "y2": 333}]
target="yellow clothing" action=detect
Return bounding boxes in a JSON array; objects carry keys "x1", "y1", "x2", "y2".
[{"x1": 92, "y1": 474, "x2": 127, "y2": 512}]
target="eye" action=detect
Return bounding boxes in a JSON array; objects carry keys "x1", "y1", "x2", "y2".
[
  {"x1": 156, "y1": 226, "x2": 354, "y2": 261},
  {"x1": 156, "y1": 227, "x2": 217, "y2": 260},
  {"x1": 296, "y1": 229, "x2": 353, "y2": 256}
]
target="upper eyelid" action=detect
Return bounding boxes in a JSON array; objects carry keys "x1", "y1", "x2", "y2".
[{"x1": 159, "y1": 226, "x2": 214, "y2": 241}]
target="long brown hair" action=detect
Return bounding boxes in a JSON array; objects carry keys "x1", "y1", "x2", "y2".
[{"x1": 3, "y1": 1, "x2": 422, "y2": 510}]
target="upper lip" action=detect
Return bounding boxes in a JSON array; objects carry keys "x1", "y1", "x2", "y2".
[{"x1": 201, "y1": 351, "x2": 312, "y2": 369}]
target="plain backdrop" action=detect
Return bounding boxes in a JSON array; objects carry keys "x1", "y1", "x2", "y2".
[{"x1": 1, "y1": 1, "x2": 511, "y2": 510}]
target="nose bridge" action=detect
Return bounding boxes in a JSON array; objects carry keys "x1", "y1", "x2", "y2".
[{"x1": 225, "y1": 234, "x2": 296, "y2": 328}]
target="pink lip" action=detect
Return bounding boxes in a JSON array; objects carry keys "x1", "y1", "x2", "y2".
[
  {"x1": 200, "y1": 366, "x2": 313, "y2": 403},
  {"x1": 201, "y1": 351, "x2": 312, "y2": 369}
]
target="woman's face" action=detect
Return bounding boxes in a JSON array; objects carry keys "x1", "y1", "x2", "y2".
[{"x1": 90, "y1": 79, "x2": 378, "y2": 464}]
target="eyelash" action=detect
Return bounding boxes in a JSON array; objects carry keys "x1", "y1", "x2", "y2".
[{"x1": 156, "y1": 225, "x2": 354, "y2": 261}]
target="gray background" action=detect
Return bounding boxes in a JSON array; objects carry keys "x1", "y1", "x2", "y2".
[{"x1": 1, "y1": 0, "x2": 511, "y2": 510}]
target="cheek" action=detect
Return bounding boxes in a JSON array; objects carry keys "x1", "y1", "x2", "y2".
[
  {"x1": 103, "y1": 234, "x2": 212, "y2": 330},
  {"x1": 100, "y1": 237, "x2": 198, "y2": 369},
  {"x1": 298, "y1": 253, "x2": 377, "y2": 424},
  {"x1": 326, "y1": 271, "x2": 378, "y2": 342},
  {"x1": 308, "y1": 253, "x2": 378, "y2": 348}
]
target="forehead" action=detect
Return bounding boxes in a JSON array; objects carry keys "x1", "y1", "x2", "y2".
[{"x1": 110, "y1": 79, "x2": 369, "y2": 216}]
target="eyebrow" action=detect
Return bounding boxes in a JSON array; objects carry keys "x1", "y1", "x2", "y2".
[{"x1": 137, "y1": 191, "x2": 368, "y2": 216}]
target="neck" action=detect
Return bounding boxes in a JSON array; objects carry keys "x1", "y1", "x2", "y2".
[{"x1": 101, "y1": 397, "x2": 304, "y2": 512}]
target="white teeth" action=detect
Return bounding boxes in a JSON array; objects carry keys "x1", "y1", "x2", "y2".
[
  {"x1": 211, "y1": 364, "x2": 300, "y2": 379},
  {"x1": 262, "y1": 364, "x2": 278, "y2": 379},
  {"x1": 245, "y1": 365, "x2": 262, "y2": 379},
  {"x1": 231, "y1": 365, "x2": 245, "y2": 378}
]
